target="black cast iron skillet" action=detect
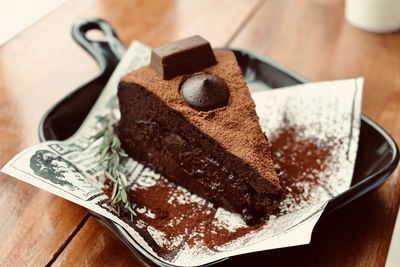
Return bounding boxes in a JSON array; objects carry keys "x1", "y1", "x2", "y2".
[{"x1": 39, "y1": 18, "x2": 399, "y2": 267}]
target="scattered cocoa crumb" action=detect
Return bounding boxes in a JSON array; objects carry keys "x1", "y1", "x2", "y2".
[
  {"x1": 100, "y1": 126, "x2": 332, "y2": 258},
  {"x1": 101, "y1": 177, "x2": 114, "y2": 206},
  {"x1": 129, "y1": 179, "x2": 263, "y2": 250},
  {"x1": 269, "y1": 127, "x2": 332, "y2": 214}
]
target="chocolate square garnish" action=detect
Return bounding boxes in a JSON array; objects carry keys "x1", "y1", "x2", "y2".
[{"x1": 151, "y1": 35, "x2": 217, "y2": 80}]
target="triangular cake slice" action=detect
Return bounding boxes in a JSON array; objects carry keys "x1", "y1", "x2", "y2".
[{"x1": 117, "y1": 47, "x2": 282, "y2": 224}]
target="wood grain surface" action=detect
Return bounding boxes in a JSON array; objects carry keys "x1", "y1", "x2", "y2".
[
  {"x1": 0, "y1": 0, "x2": 260, "y2": 266},
  {"x1": 0, "y1": 0, "x2": 399, "y2": 266},
  {"x1": 231, "y1": 1, "x2": 400, "y2": 266},
  {"x1": 52, "y1": 218, "x2": 143, "y2": 267}
]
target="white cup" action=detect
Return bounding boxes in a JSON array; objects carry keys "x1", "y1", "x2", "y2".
[{"x1": 345, "y1": 0, "x2": 400, "y2": 33}]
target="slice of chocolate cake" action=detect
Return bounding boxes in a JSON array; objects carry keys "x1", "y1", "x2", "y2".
[{"x1": 117, "y1": 36, "x2": 282, "y2": 224}]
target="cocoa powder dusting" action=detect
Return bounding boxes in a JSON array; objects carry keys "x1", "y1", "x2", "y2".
[
  {"x1": 129, "y1": 179, "x2": 263, "y2": 250},
  {"x1": 269, "y1": 127, "x2": 332, "y2": 214},
  {"x1": 101, "y1": 126, "x2": 332, "y2": 258}
]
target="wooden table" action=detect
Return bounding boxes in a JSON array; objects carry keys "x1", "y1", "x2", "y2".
[{"x1": 1, "y1": 0, "x2": 399, "y2": 266}]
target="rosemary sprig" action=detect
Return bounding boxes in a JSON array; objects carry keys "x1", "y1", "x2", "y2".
[{"x1": 92, "y1": 117, "x2": 136, "y2": 220}]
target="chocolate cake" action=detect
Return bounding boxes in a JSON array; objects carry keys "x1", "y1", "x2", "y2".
[{"x1": 117, "y1": 36, "x2": 282, "y2": 224}]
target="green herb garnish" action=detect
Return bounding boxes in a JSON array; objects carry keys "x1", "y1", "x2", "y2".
[{"x1": 92, "y1": 116, "x2": 136, "y2": 220}]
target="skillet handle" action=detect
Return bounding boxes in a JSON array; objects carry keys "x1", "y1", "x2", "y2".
[{"x1": 71, "y1": 18, "x2": 126, "y2": 78}]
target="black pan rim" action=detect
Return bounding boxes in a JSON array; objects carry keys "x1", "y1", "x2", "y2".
[{"x1": 37, "y1": 45, "x2": 399, "y2": 267}]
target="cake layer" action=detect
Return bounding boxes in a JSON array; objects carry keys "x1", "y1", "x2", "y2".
[{"x1": 117, "y1": 50, "x2": 282, "y2": 224}]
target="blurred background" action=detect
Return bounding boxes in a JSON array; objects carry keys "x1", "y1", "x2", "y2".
[
  {"x1": 0, "y1": 0, "x2": 399, "y2": 266},
  {"x1": 0, "y1": 0, "x2": 65, "y2": 45}
]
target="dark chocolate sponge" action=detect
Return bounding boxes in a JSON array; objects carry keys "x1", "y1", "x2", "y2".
[{"x1": 117, "y1": 51, "x2": 282, "y2": 224}]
